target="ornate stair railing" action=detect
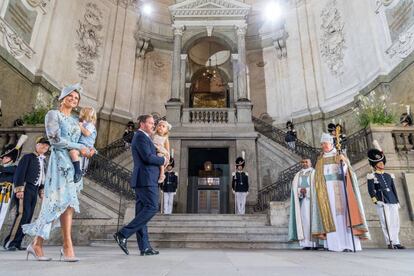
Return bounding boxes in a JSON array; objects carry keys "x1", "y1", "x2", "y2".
[
  {"x1": 86, "y1": 153, "x2": 135, "y2": 230},
  {"x1": 252, "y1": 117, "x2": 320, "y2": 163},
  {"x1": 86, "y1": 154, "x2": 134, "y2": 200},
  {"x1": 99, "y1": 132, "x2": 133, "y2": 160},
  {"x1": 253, "y1": 117, "x2": 370, "y2": 211}
]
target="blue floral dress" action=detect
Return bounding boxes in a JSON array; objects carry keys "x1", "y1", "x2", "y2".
[{"x1": 22, "y1": 110, "x2": 85, "y2": 239}]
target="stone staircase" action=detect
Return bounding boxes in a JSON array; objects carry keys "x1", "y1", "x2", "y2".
[{"x1": 90, "y1": 214, "x2": 293, "y2": 249}]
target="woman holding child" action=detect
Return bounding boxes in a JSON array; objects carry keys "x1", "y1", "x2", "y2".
[{"x1": 23, "y1": 83, "x2": 95, "y2": 262}]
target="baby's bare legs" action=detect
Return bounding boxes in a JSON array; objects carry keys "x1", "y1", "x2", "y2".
[{"x1": 158, "y1": 152, "x2": 166, "y2": 183}]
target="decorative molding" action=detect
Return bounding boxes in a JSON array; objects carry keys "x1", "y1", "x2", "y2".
[
  {"x1": 0, "y1": 18, "x2": 35, "y2": 59},
  {"x1": 108, "y1": 0, "x2": 138, "y2": 9},
  {"x1": 153, "y1": 60, "x2": 165, "y2": 72},
  {"x1": 173, "y1": 25, "x2": 184, "y2": 36},
  {"x1": 375, "y1": 0, "x2": 396, "y2": 13},
  {"x1": 26, "y1": 0, "x2": 51, "y2": 14},
  {"x1": 75, "y1": 3, "x2": 104, "y2": 80},
  {"x1": 135, "y1": 36, "x2": 153, "y2": 59},
  {"x1": 236, "y1": 24, "x2": 247, "y2": 36},
  {"x1": 206, "y1": 25, "x2": 213, "y2": 36},
  {"x1": 320, "y1": 0, "x2": 346, "y2": 77},
  {"x1": 386, "y1": 31, "x2": 414, "y2": 58},
  {"x1": 169, "y1": 0, "x2": 251, "y2": 19},
  {"x1": 272, "y1": 29, "x2": 289, "y2": 59}
]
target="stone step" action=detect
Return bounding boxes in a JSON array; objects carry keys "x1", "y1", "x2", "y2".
[
  {"x1": 82, "y1": 178, "x2": 127, "y2": 215},
  {"x1": 90, "y1": 238, "x2": 294, "y2": 249},
  {"x1": 151, "y1": 214, "x2": 268, "y2": 221},
  {"x1": 147, "y1": 220, "x2": 267, "y2": 227},
  {"x1": 144, "y1": 226, "x2": 287, "y2": 234}
]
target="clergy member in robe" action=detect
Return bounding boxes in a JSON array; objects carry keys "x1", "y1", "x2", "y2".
[
  {"x1": 310, "y1": 133, "x2": 370, "y2": 252},
  {"x1": 288, "y1": 158, "x2": 317, "y2": 250}
]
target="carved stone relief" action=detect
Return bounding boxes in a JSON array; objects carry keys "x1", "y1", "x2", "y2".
[
  {"x1": 386, "y1": 31, "x2": 414, "y2": 58},
  {"x1": 76, "y1": 3, "x2": 104, "y2": 80},
  {"x1": 26, "y1": 0, "x2": 50, "y2": 14},
  {"x1": 0, "y1": 18, "x2": 35, "y2": 59},
  {"x1": 319, "y1": 0, "x2": 346, "y2": 76}
]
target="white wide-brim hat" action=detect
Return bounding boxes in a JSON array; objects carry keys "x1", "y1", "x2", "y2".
[
  {"x1": 320, "y1": 133, "x2": 333, "y2": 144},
  {"x1": 59, "y1": 83, "x2": 82, "y2": 101}
]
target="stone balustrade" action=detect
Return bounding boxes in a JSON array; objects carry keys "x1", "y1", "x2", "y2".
[
  {"x1": 182, "y1": 108, "x2": 236, "y2": 124},
  {"x1": 391, "y1": 126, "x2": 414, "y2": 152},
  {"x1": 0, "y1": 126, "x2": 45, "y2": 154}
]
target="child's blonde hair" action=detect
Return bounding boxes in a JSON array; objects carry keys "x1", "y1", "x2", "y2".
[
  {"x1": 156, "y1": 120, "x2": 171, "y2": 137},
  {"x1": 79, "y1": 106, "x2": 97, "y2": 124}
]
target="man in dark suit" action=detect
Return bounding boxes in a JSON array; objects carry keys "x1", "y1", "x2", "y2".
[{"x1": 114, "y1": 114, "x2": 167, "y2": 256}]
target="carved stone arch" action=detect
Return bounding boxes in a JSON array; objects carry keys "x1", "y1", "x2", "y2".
[{"x1": 182, "y1": 32, "x2": 237, "y2": 53}]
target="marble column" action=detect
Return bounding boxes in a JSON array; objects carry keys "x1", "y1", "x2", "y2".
[
  {"x1": 231, "y1": 54, "x2": 238, "y2": 105},
  {"x1": 236, "y1": 25, "x2": 248, "y2": 101},
  {"x1": 170, "y1": 25, "x2": 184, "y2": 101},
  {"x1": 180, "y1": 54, "x2": 187, "y2": 102}
]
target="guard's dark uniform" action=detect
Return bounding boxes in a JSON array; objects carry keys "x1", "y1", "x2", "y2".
[
  {"x1": 232, "y1": 157, "x2": 249, "y2": 215},
  {"x1": 367, "y1": 172, "x2": 399, "y2": 205},
  {"x1": 231, "y1": 171, "x2": 249, "y2": 193},
  {"x1": 0, "y1": 144, "x2": 18, "y2": 232},
  {"x1": 367, "y1": 147, "x2": 405, "y2": 249},
  {"x1": 160, "y1": 158, "x2": 178, "y2": 214},
  {"x1": 3, "y1": 152, "x2": 47, "y2": 250},
  {"x1": 161, "y1": 171, "x2": 178, "y2": 193}
]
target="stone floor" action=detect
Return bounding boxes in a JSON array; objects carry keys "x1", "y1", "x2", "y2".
[{"x1": 1, "y1": 245, "x2": 413, "y2": 276}]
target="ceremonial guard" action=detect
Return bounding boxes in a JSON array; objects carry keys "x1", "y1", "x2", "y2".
[
  {"x1": 311, "y1": 133, "x2": 370, "y2": 252},
  {"x1": 0, "y1": 145, "x2": 19, "y2": 232},
  {"x1": 288, "y1": 158, "x2": 317, "y2": 250},
  {"x1": 232, "y1": 157, "x2": 249, "y2": 215},
  {"x1": 367, "y1": 141, "x2": 405, "y2": 249},
  {"x1": 3, "y1": 137, "x2": 50, "y2": 251},
  {"x1": 160, "y1": 158, "x2": 178, "y2": 214}
]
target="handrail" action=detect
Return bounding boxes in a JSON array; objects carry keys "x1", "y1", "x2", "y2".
[{"x1": 252, "y1": 116, "x2": 320, "y2": 163}]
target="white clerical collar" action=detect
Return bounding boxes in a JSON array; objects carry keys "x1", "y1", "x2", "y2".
[
  {"x1": 138, "y1": 129, "x2": 150, "y2": 138},
  {"x1": 301, "y1": 167, "x2": 313, "y2": 173},
  {"x1": 323, "y1": 148, "x2": 337, "y2": 157}
]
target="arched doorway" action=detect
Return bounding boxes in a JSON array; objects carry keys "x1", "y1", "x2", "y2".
[{"x1": 186, "y1": 37, "x2": 232, "y2": 108}]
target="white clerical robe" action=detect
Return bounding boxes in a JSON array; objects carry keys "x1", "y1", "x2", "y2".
[
  {"x1": 291, "y1": 168, "x2": 317, "y2": 248},
  {"x1": 322, "y1": 150, "x2": 362, "y2": 252}
]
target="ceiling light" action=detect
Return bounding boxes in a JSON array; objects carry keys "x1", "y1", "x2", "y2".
[
  {"x1": 264, "y1": 1, "x2": 282, "y2": 22},
  {"x1": 142, "y1": 4, "x2": 152, "y2": 16}
]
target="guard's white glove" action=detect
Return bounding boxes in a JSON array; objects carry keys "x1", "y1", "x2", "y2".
[
  {"x1": 376, "y1": 201, "x2": 385, "y2": 207},
  {"x1": 232, "y1": 190, "x2": 235, "y2": 194},
  {"x1": 173, "y1": 192, "x2": 176, "y2": 196},
  {"x1": 397, "y1": 203, "x2": 401, "y2": 209}
]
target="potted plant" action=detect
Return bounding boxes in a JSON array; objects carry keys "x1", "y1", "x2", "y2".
[{"x1": 353, "y1": 91, "x2": 397, "y2": 128}]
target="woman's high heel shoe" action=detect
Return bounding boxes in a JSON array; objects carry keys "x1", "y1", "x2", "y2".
[
  {"x1": 26, "y1": 244, "x2": 52, "y2": 261},
  {"x1": 60, "y1": 248, "x2": 80, "y2": 262}
]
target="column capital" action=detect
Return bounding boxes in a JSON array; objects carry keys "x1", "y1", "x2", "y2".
[
  {"x1": 231, "y1": 53, "x2": 239, "y2": 60},
  {"x1": 235, "y1": 24, "x2": 247, "y2": 36},
  {"x1": 172, "y1": 25, "x2": 185, "y2": 36},
  {"x1": 180, "y1": 54, "x2": 188, "y2": 60}
]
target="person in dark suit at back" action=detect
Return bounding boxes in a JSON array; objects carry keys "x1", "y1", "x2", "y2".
[{"x1": 113, "y1": 114, "x2": 168, "y2": 256}]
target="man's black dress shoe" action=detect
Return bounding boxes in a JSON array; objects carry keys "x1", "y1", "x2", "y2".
[
  {"x1": 5, "y1": 246, "x2": 17, "y2": 251},
  {"x1": 394, "y1": 244, "x2": 406, "y2": 249},
  {"x1": 113, "y1": 232, "x2": 129, "y2": 255},
  {"x1": 16, "y1": 246, "x2": 27, "y2": 251},
  {"x1": 140, "y1": 248, "x2": 159, "y2": 256},
  {"x1": 302, "y1": 247, "x2": 311, "y2": 250}
]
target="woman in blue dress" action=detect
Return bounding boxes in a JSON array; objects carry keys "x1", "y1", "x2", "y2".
[{"x1": 22, "y1": 84, "x2": 94, "y2": 262}]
